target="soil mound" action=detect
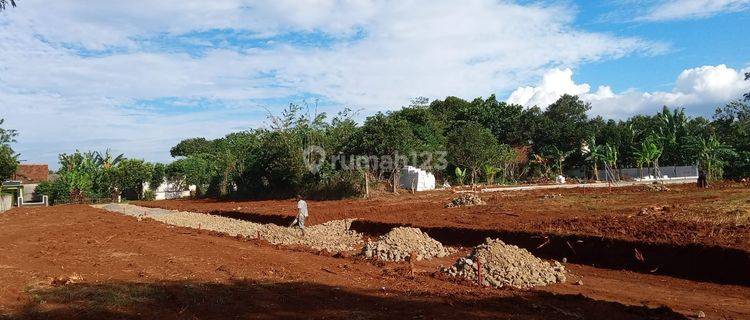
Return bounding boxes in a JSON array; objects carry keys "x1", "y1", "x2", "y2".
[
  {"x1": 442, "y1": 238, "x2": 566, "y2": 289},
  {"x1": 446, "y1": 193, "x2": 485, "y2": 208},
  {"x1": 362, "y1": 227, "x2": 454, "y2": 261}
]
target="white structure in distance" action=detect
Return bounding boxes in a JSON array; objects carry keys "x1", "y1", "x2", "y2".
[
  {"x1": 399, "y1": 166, "x2": 436, "y2": 192},
  {"x1": 142, "y1": 179, "x2": 195, "y2": 200}
]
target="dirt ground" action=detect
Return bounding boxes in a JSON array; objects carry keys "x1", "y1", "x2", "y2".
[
  {"x1": 0, "y1": 204, "x2": 747, "y2": 319},
  {"x1": 140, "y1": 182, "x2": 750, "y2": 251},
  {"x1": 1, "y1": 183, "x2": 749, "y2": 319}
]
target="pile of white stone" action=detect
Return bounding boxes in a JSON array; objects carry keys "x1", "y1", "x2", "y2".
[
  {"x1": 362, "y1": 227, "x2": 454, "y2": 261},
  {"x1": 442, "y1": 238, "x2": 566, "y2": 289},
  {"x1": 96, "y1": 204, "x2": 363, "y2": 253}
]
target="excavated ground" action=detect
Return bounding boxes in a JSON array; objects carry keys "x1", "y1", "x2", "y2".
[
  {"x1": 2, "y1": 205, "x2": 749, "y2": 319},
  {"x1": 139, "y1": 182, "x2": 750, "y2": 285}
]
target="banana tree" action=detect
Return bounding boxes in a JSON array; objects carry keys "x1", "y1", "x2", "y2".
[
  {"x1": 455, "y1": 167, "x2": 466, "y2": 185},
  {"x1": 685, "y1": 135, "x2": 736, "y2": 181},
  {"x1": 602, "y1": 143, "x2": 619, "y2": 181},
  {"x1": 634, "y1": 136, "x2": 663, "y2": 179},
  {"x1": 583, "y1": 137, "x2": 605, "y2": 180},
  {"x1": 483, "y1": 164, "x2": 499, "y2": 185}
]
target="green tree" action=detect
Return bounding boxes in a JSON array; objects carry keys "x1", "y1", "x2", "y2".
[
  {"x1": 633, "y1": 136, "x2": 663, "y2": 178},
  {"x1": 583, "y1": 137, "x2": 604, "y2": 180},
  {"x1": 149, "y1": 163, "x2": 166, "y2": 191},
  {"x1": 349, "y1": 113, "x2": 418, "y2": 193},
  {"x1": 535, "y1": 94, "x2": 592, "y2": 153},
  {"x1": 685, "y1": 135, "x2": 736, "y2": 181},
  {"x1": 655, "y1": 106, "x2": 690, "y2": 166},
  {"x1": 447, "y1": 121, "x2": 501, "y2": 185},
  {"x1": 0, "y1": 118, "x2": 18, "y2": 181},
  {"x1": 167, "y1": 155, "x2": 215, "y2": 196},
  {"x1": 170, "y1": 138, "x2": 216, "y2": 158},
  {"x1": 602, "y1": 143, "x2": 619, "y2": 181},
  {"x1": 113, "y1": 159, "x2": 153, "y2": 199}
]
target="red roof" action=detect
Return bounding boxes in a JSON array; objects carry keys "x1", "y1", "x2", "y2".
[{"x1": 13, "y1": 164, "x2": 49, "y2": 184}]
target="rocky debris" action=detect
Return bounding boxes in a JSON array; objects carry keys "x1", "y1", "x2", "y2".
[
  {"x1": 446, "y1": 193, "x2": 486, "y2": 208},
  {"x1": 95, "y1": 204, "x2": 363, "y2": 254},
  {"x1": 644, "y1": 184, "x2": 671, "y2": 192},
  {"x1": 638, "y1": 205, "x2": 670, "y2": 216},
  {"x1": 362, "y1": 227, "x2": 454, "y2": 262},
  {"x1": 696, "y1": 310, "x2": 706, "y2": 318},
  {"x1": 442, "y1": 238, "x2": 566, "y2": 289},
  {"x1": 50, "y1": 273, "x2": 83, "y2": 287},
  {"x1": 542, "y1": 193, "x2": 563, "y2": 199}
]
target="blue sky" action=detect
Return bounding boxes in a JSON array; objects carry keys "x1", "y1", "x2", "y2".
[{"x1": 0, "y1": 0, "x2": 748, "y2": 167}]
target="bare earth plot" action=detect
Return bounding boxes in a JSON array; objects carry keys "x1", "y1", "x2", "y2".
[{"x1": 0, "y1": 183, "x2": 748, "y2": 319}]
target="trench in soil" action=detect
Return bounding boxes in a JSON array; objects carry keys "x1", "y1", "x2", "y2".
[{"x1": 209, "y1": 209, "x2": 750, "y2": 286}]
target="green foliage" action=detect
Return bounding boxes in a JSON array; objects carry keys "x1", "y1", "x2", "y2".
[
  {"x1": 0, "y1": 145, "x2": 18, "y2": 181},
  {"x1": 34, "y1": 180, "x2": 69, "y2": 205},
  {"x1": 454, "y1": 167, "x2": 466, "y2": 185},
  {"x1": 483, "y1": 164, "x2": 499, "y2": 185},
  {"x1": 633, "y1": 135, "x2": 663, "y2": 177},
  {"x1": 685, "y1": 135, "x2": 736, "y2": 181},
  {"x1": 447, "y1": 121, "x2": 502, "y2": 185},
  {"x1": 150, "y1": 163, "x2": 166, "y2": 191},
  {"x1": 167, "y1": 155, "x2": 215, "y2": 196},
  {"x1": 142, "y1": 189, "x2": 156, "y2": 201},
  {"x1": 0, "y1": 118, "x2": 19, "y2": 181},
  {"x1": 170, "y1": 138, "x2": 216, "y2": 158},
  {"x1": 157, "y1": 91, "x2": 750, "y2": 199},
  {"x1": 113, "y1": 159, "x2": 153, "y2": 199}
]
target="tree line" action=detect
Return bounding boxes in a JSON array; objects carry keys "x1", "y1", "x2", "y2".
[{"x1": 1, "y1": 75, "x2": 748, "y2": 202}]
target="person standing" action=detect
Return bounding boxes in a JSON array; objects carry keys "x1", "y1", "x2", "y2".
[{"x1": 289, "y1": 195, "x2": 308, "y2": 236}]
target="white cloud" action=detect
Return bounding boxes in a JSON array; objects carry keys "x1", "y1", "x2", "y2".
[
  {"x1": 507, "y1": 64, "x2": 750, "y2": 118},
  {"x1": 0, "y1": 0, "x2": 663, "y2": 164},
  {"x1": 638, "y1": 0, "x2": 750, "y2": 21}
]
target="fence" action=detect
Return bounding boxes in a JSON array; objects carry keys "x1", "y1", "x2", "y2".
[{"x1": 566, "y1": 165, "x2": 699, "y2": 181}]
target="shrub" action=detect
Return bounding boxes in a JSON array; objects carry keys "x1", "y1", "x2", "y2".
[
  {"x1": 34, "y1": 180, "x2": 70, "y2": 205},
  {"x1": 142, "y1": 189, "x2": 156, "y2": 201}
]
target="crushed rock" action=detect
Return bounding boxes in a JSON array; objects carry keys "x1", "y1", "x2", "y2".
[
  {"x1": 446, "y1": 193, "x2": 486, "y2": 208},
  {"x1": 442, "y1": 238, "x2": 566, "y2": 289},
  {"x1": 362, "y1": 227, "x2": 454, "y2": 262},
  {"x1": 95, "y1": 203, "x2": 363, "y2": 253},
  {"x1": 644, "y1": 184, "x2": 671, "y2": 192}
]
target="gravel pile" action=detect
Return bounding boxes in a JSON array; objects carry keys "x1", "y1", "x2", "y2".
[
  {"x1": 442, "y1": 238, "x2": 566, "y2": 289},
  {"x1": 95, "y1": 204, "x2": 363, "y2": 253},
  {"x1": 362, "y1": 227, "x2": 454, "y2": 261},
  {"x1": 446, "y1": 193, "x2": 486, "y2": 208},
  {"x1": 644, "y1": 184, "x2": 671, "y2": 192}
]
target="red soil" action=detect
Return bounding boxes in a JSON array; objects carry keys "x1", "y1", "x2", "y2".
[
  {"x1": 1, "y1": 205, "x2": 748, "y2": 319},
  {"x1": 141, "y1": 183, "x2": 750, "y2": 250}
]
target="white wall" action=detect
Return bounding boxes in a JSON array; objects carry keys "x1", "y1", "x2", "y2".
[{"x1": 143, "y1": 179, "x2": 194, "y2": 200}]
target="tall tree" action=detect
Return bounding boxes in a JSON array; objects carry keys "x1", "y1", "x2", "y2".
[
  {"x1": 685, "y1": 135, "x2": 736, "y2": 181},
  {"x1": 534, "y1": 94, "x2": 592, "y2": 158},
  {"x1": 447, "y1": 121, "x2": 501, "y2": 185},
  {"x1": 0, "y1": 118, "x2": 18, "y2": 181}
]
